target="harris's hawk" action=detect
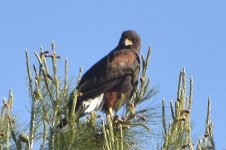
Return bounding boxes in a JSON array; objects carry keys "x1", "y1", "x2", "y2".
[{"x1": 65, "y1": 30, "x2": 141, "y2": 126}]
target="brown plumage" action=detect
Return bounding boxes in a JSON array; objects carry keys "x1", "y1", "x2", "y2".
[{"x1": 65, "y1": 30, "x2": 141, "y2": 126}]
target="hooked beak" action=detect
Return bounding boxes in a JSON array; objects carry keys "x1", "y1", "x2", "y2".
[{"x1": 124, "y1": 38, "x2": 133, "y2": 46}]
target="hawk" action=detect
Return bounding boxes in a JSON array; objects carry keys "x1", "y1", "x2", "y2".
[{"x1": 60, "y1": 30, "x2": 141, "y2": 127}]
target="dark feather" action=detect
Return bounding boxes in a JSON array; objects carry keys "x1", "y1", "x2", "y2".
[{"x1": 69, "y1": 30, "x2": 141, "y2": 121}]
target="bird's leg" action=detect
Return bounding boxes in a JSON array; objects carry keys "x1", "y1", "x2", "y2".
[
  {"x1": 106, "y1": 107, "x2": 114, "y2": 128},
  {"x1": 106, "y1": 108, "x2": 124, "y2": 127},
  {"x1": 107, "y1": 107, "x2": 113, "y2": 119}
]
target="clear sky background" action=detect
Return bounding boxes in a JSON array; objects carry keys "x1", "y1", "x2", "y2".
[{"x1": 0, "y1": 0, "x2": 225, "y2": 149}]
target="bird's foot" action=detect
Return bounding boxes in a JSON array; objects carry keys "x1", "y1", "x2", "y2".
[{"x1": 113, "y1": 115, "x2": 131, "y2": 129}]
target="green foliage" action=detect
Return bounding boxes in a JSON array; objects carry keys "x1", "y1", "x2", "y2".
[
  {"x1": 162, "y1": 69, "x2": 194, "y2": 150},
  {"x1": 161, "y1": 69, "x2": 215, "y2": 150},
  {"x1": 197, "y1": 97, "x2": 215, "y2": 150},
  {"x1": 0, "y1": 43, "x2": 215, "y2": 150}
]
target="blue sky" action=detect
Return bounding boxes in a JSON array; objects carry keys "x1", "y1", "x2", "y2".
[{"x1": 0, "y1": 0, "x2": 225, "y2": 149}]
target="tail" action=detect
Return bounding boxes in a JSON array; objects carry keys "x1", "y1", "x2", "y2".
[
  {"x1": 56, "y1": 92, "x2": 75, "y2": 129},
  {"x1": 57, "y1": 118, "x2": 68, "y2": 129},
  {"x1": 57, "y1": 93, "x2": 105, "y2": 129}
]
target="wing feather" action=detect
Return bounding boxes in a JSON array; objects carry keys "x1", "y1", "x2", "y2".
[{"x1": 77, "y1": 48, "x2": 140, "y2": 100}]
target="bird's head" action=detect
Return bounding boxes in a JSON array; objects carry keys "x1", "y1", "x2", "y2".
[{"x1": 118, "y1": 30, "x2": 141, "y2": 51}]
